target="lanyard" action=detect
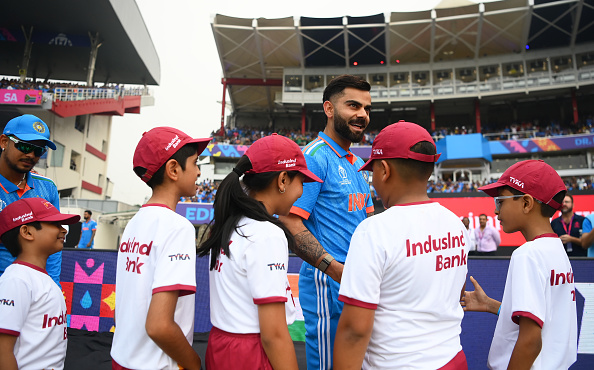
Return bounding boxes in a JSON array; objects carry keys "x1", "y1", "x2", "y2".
[{"x1": 561, "y1": 215, "x2": 574, "y2": 235}]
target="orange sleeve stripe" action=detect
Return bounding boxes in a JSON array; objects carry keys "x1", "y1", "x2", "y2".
[
  {"x1": 290, "y1": 206, "x2": 310, "y2": 220},
  {"x1": 366, "y1": 205, "x2": 375, "y2": 213}
]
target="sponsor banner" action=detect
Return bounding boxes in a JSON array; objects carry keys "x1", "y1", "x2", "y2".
[
  {"x1": 60, "y1": 251, "x2": 594, "y2": 368},
  {"x1": 435, "y1": 195, "x2": 594, "y2": 247},
  {"x1": 200, "y1": 133, "x2": 594, "y2": 159},
  {"x1": 177, "y1": 196, "x2": 594, "y2": 247},
  {"x1": 176, "y1": 202, "x2": 214, "y2": 225},
  {"x1": 489, "y1": 134, "x2": 594, "y2": 155},
  {"x1": 0, "y1": 89, "x2": 42, "y2": 105}
]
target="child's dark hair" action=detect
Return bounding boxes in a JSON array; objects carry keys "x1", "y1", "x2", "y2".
[
  {"x1": 133, "y1": 143, "x2": 200, "y2": 189},
  {"x1": 503, "y1": 186, "x2": 566, "y2": 218},
  {"x1": 198, "y1": 155, "x2": 298, "y2": 270},
  {"x1": 391, "y1": 141, "x2": 436, "y2": 180},
  {"x1": 1, "y1": 221, "x2": 42, "y2": 257},
  {"x1": 322, "y1": 74, "x2": 371, "y2": 103}
]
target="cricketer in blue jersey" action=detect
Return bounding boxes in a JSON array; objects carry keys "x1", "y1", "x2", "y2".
[
  {"x1": 279, "y1": 75, "x2": 374, "y2": 370},
  {"x1": 0, "y1": 114, "x2": 62, "y2": 286},
  {"x1": 77, "y1": 210, "x2": 97, "y2": 249}
]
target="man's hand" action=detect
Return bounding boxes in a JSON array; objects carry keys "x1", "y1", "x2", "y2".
[
  {"x1": 560, "y1": 234, "x2": 573, "y2": 244},
  {"x1": 460, "y1": 276, "x2": 500, "y2": 315}
]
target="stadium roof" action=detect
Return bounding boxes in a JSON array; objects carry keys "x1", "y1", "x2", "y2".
[
  {"x1": 212, "y1": 0, "x2": 594, "y2": 112},
  {"x1": 0, "y1": 0, "x2": 160, "y2": 85}
]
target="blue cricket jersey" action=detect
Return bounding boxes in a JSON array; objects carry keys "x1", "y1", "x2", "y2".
[
  {"x1": 0, "y1": 172, "x2": 62, "y2": 285},
  {"x1": 291, "y1": 132, "x2": 373, "y2": 263},
  {"x1": 78, "y1": 219, "x2": 97, "y2": 248}
]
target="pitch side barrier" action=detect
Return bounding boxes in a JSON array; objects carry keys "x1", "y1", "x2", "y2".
[
  {"x1": 175, "y1": 193, "x2": 594, "y2": 250},
  {"x1": 60, "y1": 251, "x2": 592, "y2": 368}
]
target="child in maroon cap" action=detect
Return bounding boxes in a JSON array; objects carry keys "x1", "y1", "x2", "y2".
[
  {"x1": 461, "y1": 160, "x2": 577, "y2": 369},
  {"x1": 0, "y1": 197, "x2": 80, "y2": 370},
  {"x1": 334, "y1": 121, "x2": 468, "y2": 370},
  {"x1": 198, "y1": 134, "x2": 321, "y2": 370},
  {"x1": 111, "y1": 127, "x2": 210, "y2": 370}
]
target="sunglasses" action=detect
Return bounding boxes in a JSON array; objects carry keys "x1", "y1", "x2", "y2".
[
  {"x1": 493, "y1": 195, "x2": 524, "y2": 212},
  {"x1": 8, "y1": 136, "x2": 48, "y2": 157}
]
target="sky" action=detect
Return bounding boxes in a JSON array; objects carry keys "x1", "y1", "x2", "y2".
[{"x1": 106, "y1": 0, "x2": 484, "y2": 205}]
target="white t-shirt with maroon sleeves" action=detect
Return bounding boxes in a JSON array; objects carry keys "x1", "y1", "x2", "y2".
[
  {"x1": 0, "y1": 261, "x2": 67, "y2": 370},
  {"x1": 209, "y1": 217, "x2": 296, "y2": 333},
  {"x1": 488, "y1": 235, "x2": 577, "y2": 370},
  {"x1": 338, "y1": 201, "x2": 469, "y2": 369},
  {"x1": 110, "y1": 204, "x2": 197, "y2": 369}
]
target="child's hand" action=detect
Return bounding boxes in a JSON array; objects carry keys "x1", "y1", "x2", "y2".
[{"x1": 461, "y1": 276, "x2": 496, "y2": 313}]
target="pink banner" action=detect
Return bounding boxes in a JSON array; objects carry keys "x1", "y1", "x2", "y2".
[
  {"x1": 0, "y1": 89, "x2": 42, "y2": 105},
  {"x1": 435, "y1": 195, "x2": 594, "y2": 247}
]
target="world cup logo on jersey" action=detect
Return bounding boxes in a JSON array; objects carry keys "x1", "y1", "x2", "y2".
[{"x1": 338, "y1": 165, "x2": 351, "y2": 185}]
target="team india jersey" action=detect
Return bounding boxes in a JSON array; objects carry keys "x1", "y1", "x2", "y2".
[
  {"x1": 339, "y1": 202, "x2": 469, "y2": 369},
  {"x1": 0, "y1": 172, "x2": 62, "y2": 285},
  {"x1": 77, "y1": 219, "x2": 97, "y2": 248},
  {"x1": 209, "y1": 217, "x2": 296, "y2": 333},
  {"x1": 291, "y1": 132, "x2": 373, "y2": 263},
  {"x1": 488, "y1": 235, "x2": 577, "y2": 370},
  {"x1": 111, "y1": 204, "x2": 197, "y2": 369},
  {"x1": 0, "y1": 261, "x2": 67, "y2": 369}
]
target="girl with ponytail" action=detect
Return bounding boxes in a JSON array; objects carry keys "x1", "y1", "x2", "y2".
[{"x1": 198, "y1": 134, "x2": 322, "y2": 369}]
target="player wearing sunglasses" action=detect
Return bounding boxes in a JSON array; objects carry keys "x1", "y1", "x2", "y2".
[{"x1": 0, "y1": 114, "x2": 61, "y2": 286}]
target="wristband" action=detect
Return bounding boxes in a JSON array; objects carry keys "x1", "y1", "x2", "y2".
[
  {"x1": 497, "y1": 306, "x2": 501, "y2": 316},
  {"x1": 317, "y1": 254, "x2": 335, "y2": 273}
]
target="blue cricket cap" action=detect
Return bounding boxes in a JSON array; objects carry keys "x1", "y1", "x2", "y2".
[{"x1": 3, "y1": 114, "x2": 57, "y2": 150}]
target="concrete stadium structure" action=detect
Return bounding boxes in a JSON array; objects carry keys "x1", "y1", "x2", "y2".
[{"x1": 209, "y1": 0, "x2": 594, "y2": 183}]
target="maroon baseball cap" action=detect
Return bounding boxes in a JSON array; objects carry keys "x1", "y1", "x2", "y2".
[
  {"x1": 0, "y1": 198, "x2": 80, "y2": 238},
  {"x1": 133, "y1": 127, "x2": 211, "y2": 183},
  {"x1": 359, "y1": 120, "x2": 441, "y2": 171},
  {"x1": 244, "y1": 134, "x2": 322, "y2": 183},
  {"x1": 478, "y1": 160, "x2": 566, "y2": 210}
]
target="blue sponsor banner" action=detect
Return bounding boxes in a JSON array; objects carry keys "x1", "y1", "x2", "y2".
[
  {"x1": 175, "y1": 202, "x2": 214, "y2": 225},
  {"x1": 202, "y1": 133, "x2": 594, "y2": 160}
]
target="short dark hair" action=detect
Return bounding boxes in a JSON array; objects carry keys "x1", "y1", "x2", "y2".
[
  {"x1": 504, "y1": 186, "x2": 566, "y2": 218},
  {"x1": 84, "y1": 210, "x2": 92, "y2": 216},
  {"x1": 134, "y1": 143, "x2": 200, "y2": 189},
  {"x1": 1, "y1": 221, "x2": 42, "y2": 257},
  {"x1": 390, "y1": 141, "x2": 436, "y2": 181},
  {"x1": 565, "y1": 193, "x2": 573, "y2": 203},
  {"x1": 322, "y1": 74, "x2": 371, "y2": 103}
]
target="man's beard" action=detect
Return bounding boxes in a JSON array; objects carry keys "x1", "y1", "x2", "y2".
[
  {"x1": 334, "y1": 112, "x2": 367, "y2": 143},
  {"x1": 562, "y1": 206, "x2": 573, "y2": 214}
]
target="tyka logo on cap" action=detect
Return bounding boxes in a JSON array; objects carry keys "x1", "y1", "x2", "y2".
[
  {"x1": 509, "y1": 176, "x2": 524, "y2": 188},
  {"x1": 373, "y1": 149, "x2": 383, "y2": 155}
]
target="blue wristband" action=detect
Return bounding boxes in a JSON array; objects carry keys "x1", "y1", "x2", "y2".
[{"x1": 497, "y1": 306, "x2": 501, "y2": 316}]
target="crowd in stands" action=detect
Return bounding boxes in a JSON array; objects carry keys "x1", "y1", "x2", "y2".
[
  {"x1": 179, "y1": 180, "x2": 219, "y2": 203},
  {"x1": 432, "y1": 118, "x2": 594, "y2": 142},
  {"x1": 211, "y1": 127, "x2": 381, "y2": 146},
  {"x1": 211, "y1": 118, "x2": 594, "y2": 147},
  {"x1": 0, "y1": 77, "x2": 129, "y2": 94}
]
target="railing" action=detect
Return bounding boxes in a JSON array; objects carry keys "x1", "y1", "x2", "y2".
[{"x1": 53, "y1": 87, "x2": 148, "y2": 102}]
